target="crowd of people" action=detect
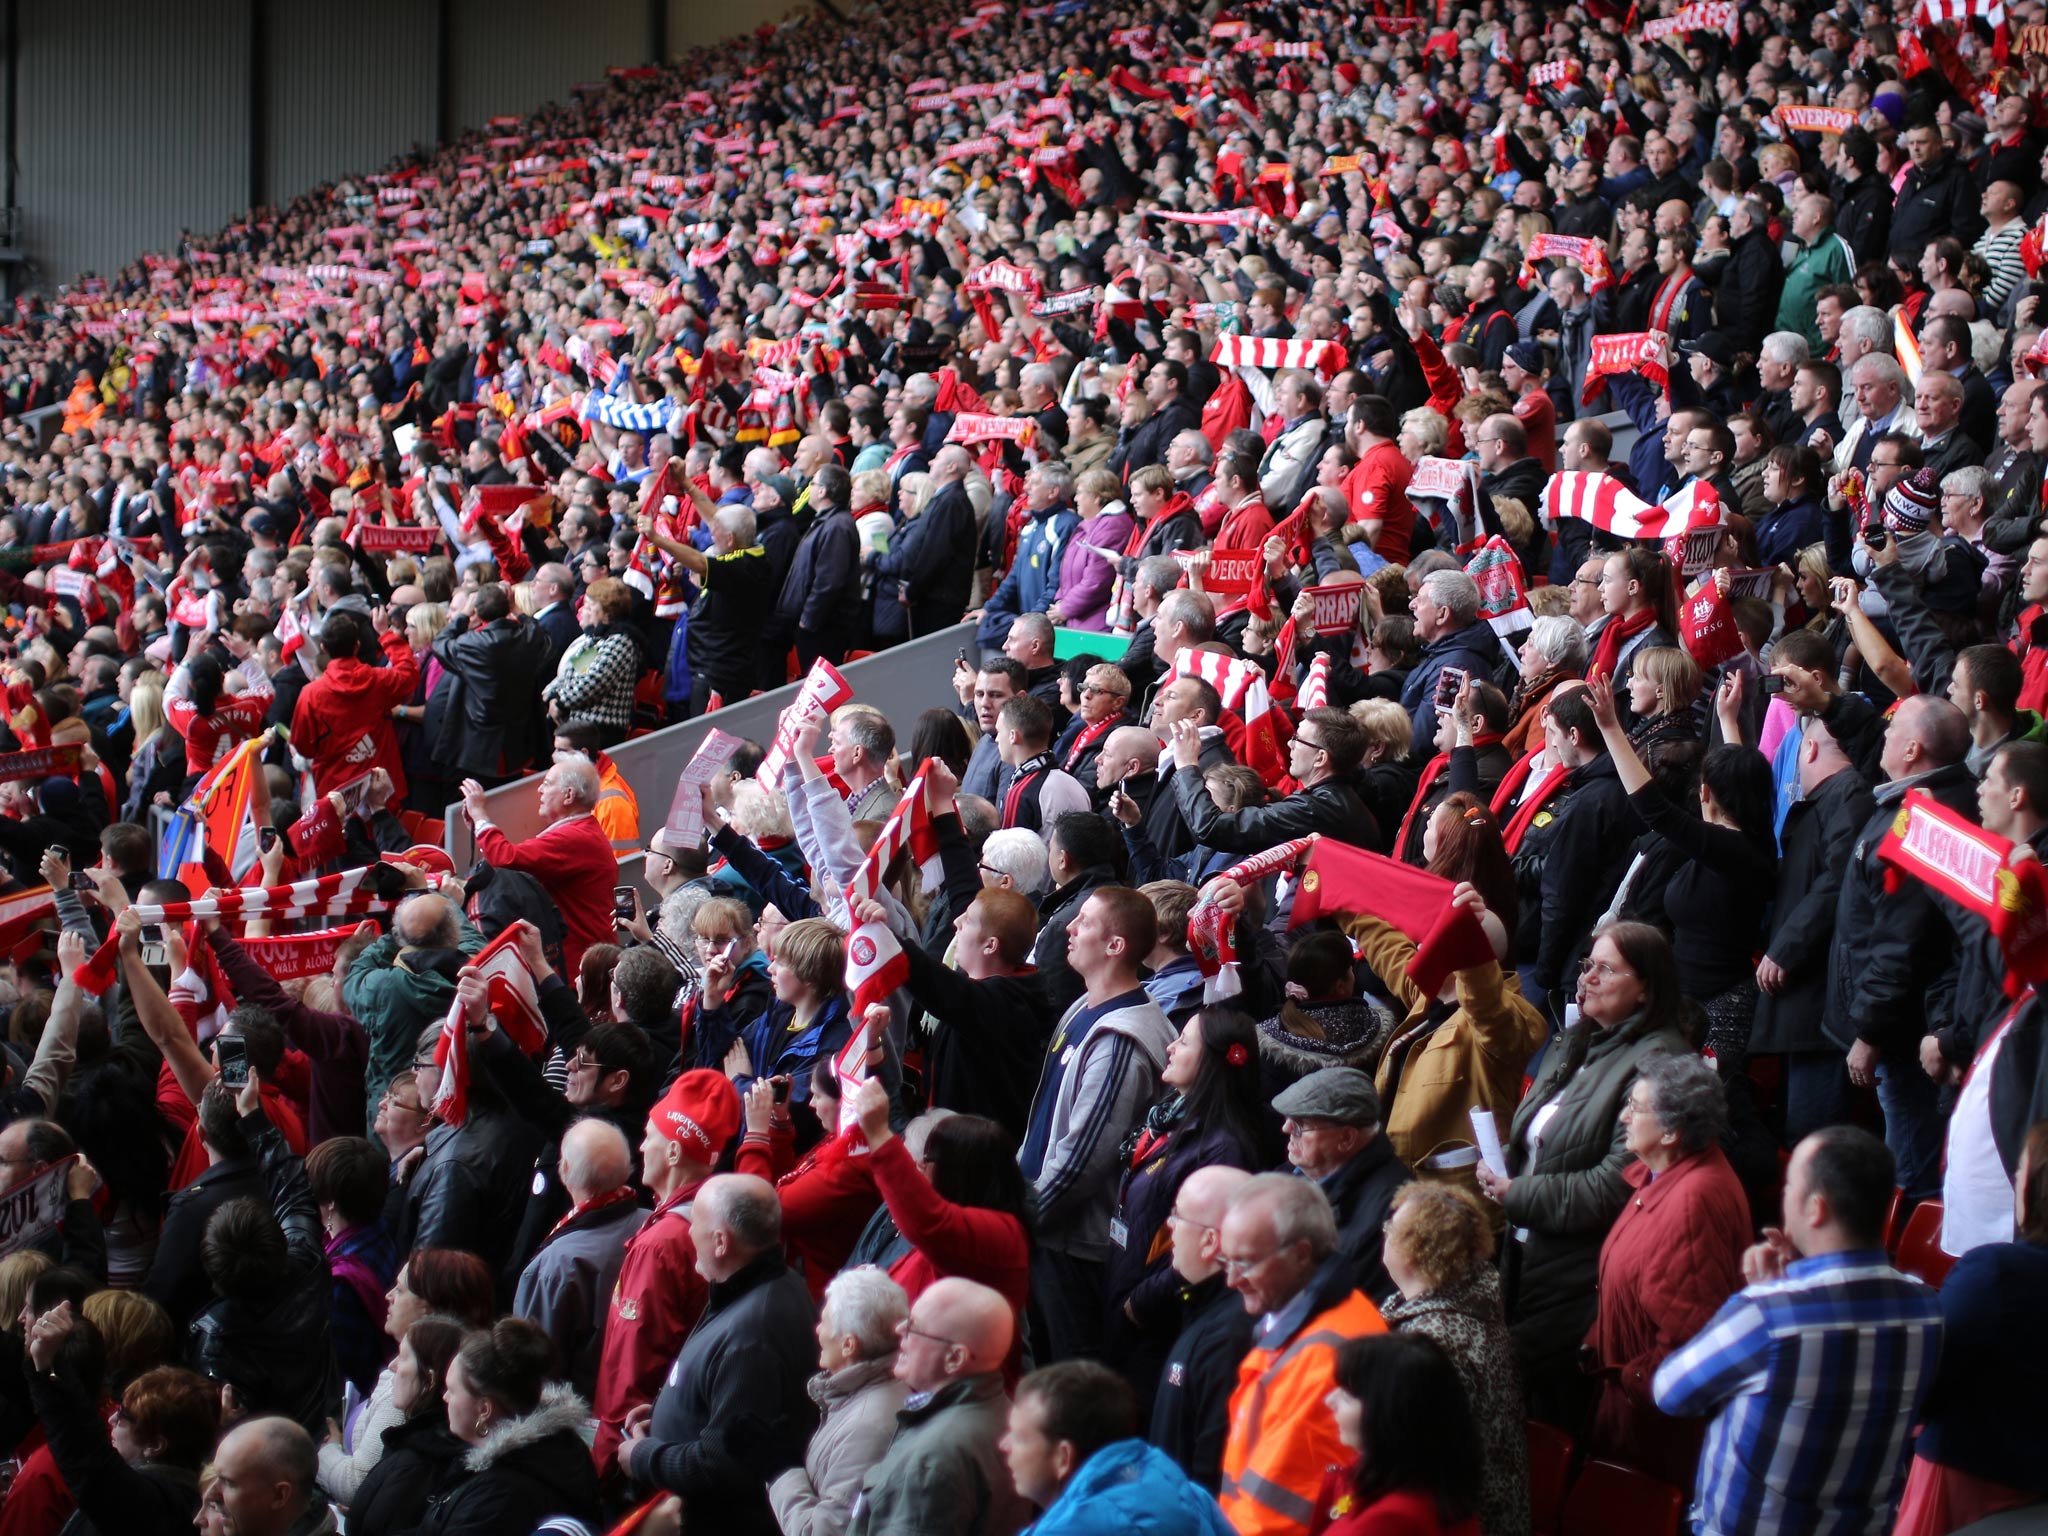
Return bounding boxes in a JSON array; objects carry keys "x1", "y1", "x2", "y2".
[{"x1": 4, "y1": 0, "x2": 2048, "y2": 1533}]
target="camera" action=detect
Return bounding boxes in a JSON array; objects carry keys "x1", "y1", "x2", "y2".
[
  {"x1": 1863, "y1": 521, "x2": 1888, "y2": 551},
  {"x1": 1762, "y1": 676, "x2": 1788, "y2": 696}
]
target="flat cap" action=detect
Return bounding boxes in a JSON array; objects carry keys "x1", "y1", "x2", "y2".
[{"x1": 1271, "y1": 1066, "x2": 1381, "y2": 1127}]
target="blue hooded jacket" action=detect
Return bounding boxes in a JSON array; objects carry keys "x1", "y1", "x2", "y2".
[{"x1": 1024, "y1": 1440, "x2": 1238, "y2": 1536}]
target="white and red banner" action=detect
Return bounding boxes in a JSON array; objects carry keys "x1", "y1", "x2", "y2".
[
  {"x1": 1544, "y1": 471, "x2": 1721, "y2": 542},
  {"x1": 240, "y1": 925, "x2": 365, "y2": 981},
  {"x1": 758, "y1": 659, "x2": 854, "y2": 790},
  {"x1": 1188, "y1": 838, "x2": 1316, "y2": 1000},
  {"x1": 1774, "y1": 104, "x2": 1857, "y2": 134},
  {"x1": 1303, "y1": 582, "x2": 1364, "y2": 635},
  {"x1": 1583, "y1": 332, "x2": 1668, "y2": 403},
  {"x1": 0, "y1": 1156, "x2": 77, "y2": 1260},
  {"x1": 1210, "y1": 334, "x2": 1347, "y2": 376}
]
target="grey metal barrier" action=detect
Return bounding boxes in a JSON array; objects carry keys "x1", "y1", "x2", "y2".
[{"x1": 444, "y1": 623, "x2": 977, "y2": 872}]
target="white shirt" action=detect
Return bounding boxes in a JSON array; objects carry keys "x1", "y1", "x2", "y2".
[{"x1": 1942, "y1": 1010, "x2": 2017, "y2": 1256}]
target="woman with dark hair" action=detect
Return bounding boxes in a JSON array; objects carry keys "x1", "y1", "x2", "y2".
[
  {"x1": 413, "y1": 1318, "x2": 600, "y2": 1536},
  {"x1": 1104, "y1": 1008, "x2": 1268, "y2": 1404},
  {"x1": 347, "y1": 1316, "x2": 470, "y2": 1536},
  {"x1": 1895, "y1": 1121, "x2": 2048, "y2": 1535},
  {"x1": 59, "y1": 1036, "x2": 173, "y2": 1290},
  {"x1": 906, "y1": 707, "x2": 974, "y2": 781},
  {"x1": 1584, "y1": 1053, "x2": 1749, "y2": 1487},
  {"x1": 163, "y1": 632, "x2": 273, "y2": 776},
  {"x1": 1315, "y1": 1334, "x2": 1482, "y2": 1535},
  {"x1": 1589, "y1": 672, "x2": 1777, "y2": 1074},
  {"x1": 1423, "y1": 791, "x2": 1519, "y2": 937},
  {"x1": 1258, "y1": 931, "x2": 1397, "y2": 1098},
  {"x1": 318, "y1": 1247, "x2": 495, "y2": 1504},
  {"x1": 306, "y1": 1135, "x2": 401, "y2": 1394},
  {"x1": 23, "y1": 1309, "x2": 217, "y2": 1536},
  {"x1": 1591, "y1": 548, "x2": 1678, "y2": 729},
  {"x1": 850, "y1": 1079, "x2": 1032, "y2": 1376},
  {"x1": 1754, "y1": 443, "x2": 1826, "y2": 567},
  {"x1": 1475, "y1": 919, "x2": 1691, "y2": 1429}
]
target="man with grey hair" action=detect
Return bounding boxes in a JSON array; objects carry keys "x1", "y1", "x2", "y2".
[
  {"x1": 1831, "y1": 306, "x2": 1894, "y2": 428},
  {"x1": 530, "y1": 560, "x2": 580, "y2": 672},
  {"x1": 1401, "y1": 570, "x2": 1499, "y2": 755},
  {"x1": 462, "y1": 752, "x2": 618, "y2": 973},
  {"x1": 874, "y1": 443, "x2": 978, "y2": 643},
  {"x1": 829, "y1": 705, "x2": 899, "y2": 822},
  {"x1": 978, "y1": 826, "x2": 1050, "y2": 896},
  {"x1": 1756, "y1": 331, "x2": 1812, "y2": 446},
  {"x1": 1271, "y1": 1068, "x2": 1408, "y2": 1301},
  {"x1": 971, "y1": 462, "x2": 1078, "y2": 652},
  {"x1": 1215, "y1": 1174, "x2": 1384, "y2": 1536},
  {"x1": 637, "y1": 490, "x2": 774, "y2": 714},
  {"x1": 1913, "y1": 371, "x2": 1976, "y2": 482},
  {"x1": 515, "y1": 1118, "x2": 641, "y2": 1399},
  {"x1": 1166, "y1": 428, "x2": 1215, "y2": 505},
  {"x1": 1120, "y1": 556, "x2": 1199, "y2": 707},
  {"x1": 769, "y1": 1266, "x2": 910, "y2": 1536},
  {"x1": 1825, "y1": 353, "x2": 1919, "y2": 475},
  {"x1": 624, "y1": 1173, "x2": 820, "y2": 1521}
]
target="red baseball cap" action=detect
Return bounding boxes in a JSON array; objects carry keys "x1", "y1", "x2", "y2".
[{"x1": 650, "y1": 1070, "x2": 741, "y2": 1161}]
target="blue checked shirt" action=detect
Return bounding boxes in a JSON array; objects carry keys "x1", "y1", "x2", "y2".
[{"x1": 1653, "y1": 1251, "x2": 1943, "y2": 1536}]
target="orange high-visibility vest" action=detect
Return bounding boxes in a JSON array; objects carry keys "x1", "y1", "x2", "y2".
[{"x1": 1219, "y1": 1287, "x2": 1386, "y2": 1536}]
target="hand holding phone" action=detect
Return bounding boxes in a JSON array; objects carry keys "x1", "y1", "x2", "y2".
[
  {"x1": 613, "y1": 885, "x2": 638, "y2": 924},
  {"x1": 140, "y1": 924, "x2": 167, "y2": 969},
  {"x1": 216, "y1": 1035, "x2": 250, "y2": 1088}
]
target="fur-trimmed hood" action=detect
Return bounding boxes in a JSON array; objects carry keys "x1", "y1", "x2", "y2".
[{"x1": 463, "y1": 1383, "x2": 590, "y2": 1473}]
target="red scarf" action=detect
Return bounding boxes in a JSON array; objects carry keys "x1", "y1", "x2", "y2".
[
  {"x1": 1395, "y1": 732, "x2": 1503, "y2": 857},
  {"x1": 1588, "y1": 605, "x2": 1656, "y2": 685},
  {"x1": 1123, "y1": 491, "x2": 1195, "y2": 559},
  {"x1": 1063, "y1": 712, "x2": 1121, "y2": 772},
  {"x1": 1648, "y1": 266, "x2": 1695, "y2": 336},
  {"x1": 1492, "y1": 745, "x2": 1574, "y2": 853},
  {"x1": 542, "y1": 1184, "x2": 639, "y2": 1246}
]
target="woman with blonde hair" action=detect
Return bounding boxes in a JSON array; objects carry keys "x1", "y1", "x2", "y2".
[
  {"x1": 1047, "y1": 466, "x2": 1136, "y2": 632},
  {"x1": 1350, "y1": 698, "x2": 1421, "y2": 838},
  {"x1": 120, "y1": 672, "x2": 178, "y2": 821},
  {"x1": 82, "y1": 1289, "x2": 176, "y2": 1393},
  {"x1": 1623, "y1": 646, "x2": 1706, "y2": 793}
]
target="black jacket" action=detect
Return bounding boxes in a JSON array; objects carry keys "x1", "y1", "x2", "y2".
[
  {"x1": 1710, "y1": 227, "x2": 1786, "y2": 354},
  {"x1": 1147, "y1": 1274, "x2": 1254, "y2": 1494},
  {"x1": 776, "y1": 505, "x2": 866, "y2": 642},
  {"x1": 28, "y1": 1362, "x2": 200, "y2": 1536},
  {"x1": 1529, "y1": 753, "x2": 1636, "y2": 1000},
  {"x1": 1833, "y1": 172, "x2": 1894, "y2": 265},
  {"x1": 348, "y1": 1411, "x2": 468, "y2": 1536},
  {"x1": 1033, "y1": 861, "x2": 1121, "y2": 1017},
  {"x1": 409, "y1": 1385, "x2": 600, "y2": 1536},
  {"x1": 1109, "y1": 396, "x2": 1201, "y2": 479},
  {"x1": 1824, "y1": 764, "x2": 1978, "y2": 1055},
  {"x1": 1891, "y1": 156, "x2": 1986, "y2": 257},
  {"x1": 1750, "y1": 765, "x2": 1876, "y2": 1056},
  {"x1": 428, "y1": 614, "x2": 552, "y2": 779},
  {"x1": 143, "y1": 1154, "x2": 261, "y2": 1327},
  {"x1": 904, "y1": 932, "x2": 1052, "y2": 1146},
  {"x1": 626, "y1": 1252, "x2": 820, "y2": 1535},
  {"x1": 1174, "y1": 770, "x2": 1380, "y2": 856},
  {"x1": 187, "y1": 1111, "x2": 340, "y2": 1435},
  {"x1": 874, "y1": 480, "x2": 977, "y2": 641},
  {"x1": 399, "y1": 1101, "x2": 544, "y2": 1295},
  {"x1": 1145, "y1": 732, "x2": 1237, "y2": 860},
  {"x1": 1323, "y1": 1135, "x2": 1410, "y2": 1305}
]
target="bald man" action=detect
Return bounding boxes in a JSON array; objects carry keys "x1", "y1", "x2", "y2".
[
  {"x1": 623, "y1": 1175, "x2": 818, "y2": 1531},
  {"x1": 1093, "y1": 724, "x2": 1160, "y2": 815},
  {"x1": 342, "y1": 888, "x2": 485, "y2": 1119},
  {"x1": 514, "y1": 1118, "x2": 642, "y2": 1400},
  {"x1": 214, "y1": 1417, "x2": 322, "y2": 1536},
  {"x1": 462, "y1": 753, "x2": 617, "y2": 973},
  {"x1": 530, "y1": 561, "x2": 581, "y2": 671},
  {"x1": 849, "y1": 1277, "x2": 1032, "y2": 1536},
  {"x1": 1149, "y1": 1166, "x2": 1255, "y2": 1491}
]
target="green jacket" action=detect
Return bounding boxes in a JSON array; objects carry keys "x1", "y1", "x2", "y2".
[
  {"x1": 345, "y1": 916, "x2": 486, "y2": 1106},
  {"x1": 1776, "y1": 232, "x2": 1855, "y2": 352}
]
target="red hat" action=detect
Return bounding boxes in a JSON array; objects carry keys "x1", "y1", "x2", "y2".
[
  {"x1": 650, "y1": 1070, "x2": 741, "y2": 1161},
  {"x1": 382, "y1": 845, "x2": 456, "y2": 876}
]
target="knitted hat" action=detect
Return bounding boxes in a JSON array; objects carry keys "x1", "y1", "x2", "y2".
[
  {"x1": 1883, "y1": 467, "x2": 1939, "y2": 537},
  {"x1": 650, "y1": 1069, "x2": 742, "y2": 1160}
]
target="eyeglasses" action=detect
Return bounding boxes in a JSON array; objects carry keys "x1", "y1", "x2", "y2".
[
  {"x1": 1218, "y1": 1246, "x2": 1287, "y2": 1279},
  {"x1": 379, "y1": 1091, "x2": 426, "y2": 1115},
  {"x1": 566, "y1": 1051, "x2": 600, "y2": 1073},
  {"x1": 896, "y1": 1320, "x2": 957, "y2": 1348},
  {"x1": 1079, "y1": 685, "x2": 1126, "y2": 699},
  {"x1": 1167, "y1": 1207, "x2": 1215, "y2": 1233},
  {"x1": 1292, "y1": 735, "x2": 1325, "y2": 753},
  {"x1": 1579, "y1": 958, "x2": 1633, "y2": 980}
]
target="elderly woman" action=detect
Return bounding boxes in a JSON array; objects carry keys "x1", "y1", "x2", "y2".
[
  {"x1": 769, "y1": 1267, "x2": 910, "y2": 1536},
  {"x1": 1504, "y1": 615, "x2": 1587, "y2": 758},
  {"x1": 542, "y1": 577, "x2": 639, "y2": 747},
  {"x1": 1052, "y1": 663, "x2": 1133, "y2": 786},
  {"x1": 1381, "y1": 1183, "x2": 1530, "y2": 1536},
  {"x1": 1398, "y1": 406, "x2": 1451, "y2": 464},
  {"x1": 1476, "y1": 920, "x2": 1691, "y2": 1429},
  {"x1": 1350, "y1": 698, "x2": 1421, "y2": 842},
  {"x1": 1046, "y1": 468, "x2": 1135, "y2": 632},
  {"x1": 1585, "y1": 1053, "x2": 1749, "y2": 1487}
]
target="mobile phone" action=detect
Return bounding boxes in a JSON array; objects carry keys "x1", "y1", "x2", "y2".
[
  {"x1": 140, "y1": 924, "x2": 167, "y2": 968},
  {"x1": 1762, "y1": 675, "x2": 1788, "y2": 696},
  {"x1": 69, "y1": 871, "x2": 96, "y2": 891},
  {"x1": 260, "y1": 827, "x2": 279, "y2": 853},
  {"x1": 216, "y1": 1035, "x2": 250, "y2": 1088},
  {"x1": 50, "y1": 845, "x2": 69, "y2": 865},
  {"x1": 613, "y1": 885, "x2": 638, "y2": 923},
  {"x1": 771, "y1": 1075, "x2": 791, "y2": 1105},
  {"x1": 1863, "y1": 522, "x2": 1888, "y2": 550},
  {"x1": 1433, "y1": 666, "x2": 1469, "y2": 713},
  {"x1": 956, "y1": 648, "x2": 971, "y2": 670}
]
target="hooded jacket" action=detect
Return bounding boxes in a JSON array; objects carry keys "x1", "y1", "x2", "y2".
[
  {"x1": 291, "y1": 626, "x2": 420, "y2": 798},
  {"x1": 767, "y1": 1356, "x2": 909, "y2": 1536},
  {"x1": 1025, "y1": 1439, "x2": 1238, "y2": 1536},
  {"x1": 409, "y1": 1385, "x2": 600, "y2": 1536}
]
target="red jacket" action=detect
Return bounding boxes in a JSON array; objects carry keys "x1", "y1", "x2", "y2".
[
  {"x1": 1512, "y1": 387, "x2": 1557, "y2": 478},
  {"x1": 737, "y1": 1124, "x2": 880, "y2": 1304},
  {"x1": 2014, "y1": 604, "x2": 2048, "y2": 716},
  {"x1": 1585, "y1": 1145, "x2": 1750, "y2": 1486},
  {"x1": 290, "y1": 629, "x2": 419, "y2": 798},
  {"x1": 1309, "y1": 1473, "x2": 1479, "y2": 1536},
  {"x1": 1343, "y1": 442, "x2": 1417, "y2": 566},
  {"x1": 474, "y1": 811, "x2": 617, "y2": 974},
  {"x1": 591, "y1": 1181, "x2": 707, "y2": 1474}
]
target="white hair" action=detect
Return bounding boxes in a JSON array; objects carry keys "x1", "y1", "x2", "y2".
[
  {"x1": 1840, "y1": 305, "x2": 1893, "y2": 353},
  {"x1": 659, "y1": 884, "x2": 714, "y2": 945},
  {"x1": 713, "y1": 505, "x2": 756, "y2": 546},
  {"x1": 821, "y1": 1266, "x2": 911, "y2": 1360},
  {"x1": 729, "y1": 781, "x2": 794, "y2": 841},
  {"x1": 1527, "y1": 614, "x2": 1589, "y2": 672},
  {"x1": 1418, "y1": 570, "x2": 1483, "y2": 625},
  {"x1": 560, "y1": 1118, "x2": 632, "y2": 1200},
  {"x1": 1760, "y1": 331, "x2": 1810, "y2": 366},
  {"x1": 979, "y1": 828, "x2": 1049, "y2": 896}
]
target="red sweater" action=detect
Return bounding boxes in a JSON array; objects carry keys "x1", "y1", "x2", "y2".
[
  {"x1": 591, "y1": 1181, "x2": 707, "y2": 1474},
  {"x1": 737, "y1": 1126, "x2": 880, "y2": 1304},
  {"x1": 1310, "y1": 1480, "x2": 1478, "y2": 1536},
  {"x1": 1343, "y1": 442, "x2": 1417, "y2": 566},
  {"x1": 290, "y1": 629, "x2": 420, "y2": 798},
  {"x1": 474, "y1": 811, "x2": 618, "y2": 973}
]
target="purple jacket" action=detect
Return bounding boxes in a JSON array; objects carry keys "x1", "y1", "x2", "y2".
[{"x1": 1054, "y1": 509, "x2": 1137, "y2": 630}]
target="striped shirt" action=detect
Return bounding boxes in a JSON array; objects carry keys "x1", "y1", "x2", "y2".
[
  {"x1": 1653, "y1": 1251, "x2": 1943, "y2": 1536},
  {"x1": 1974, "y1": 219, "x2": 2027, "y2": 312}
]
